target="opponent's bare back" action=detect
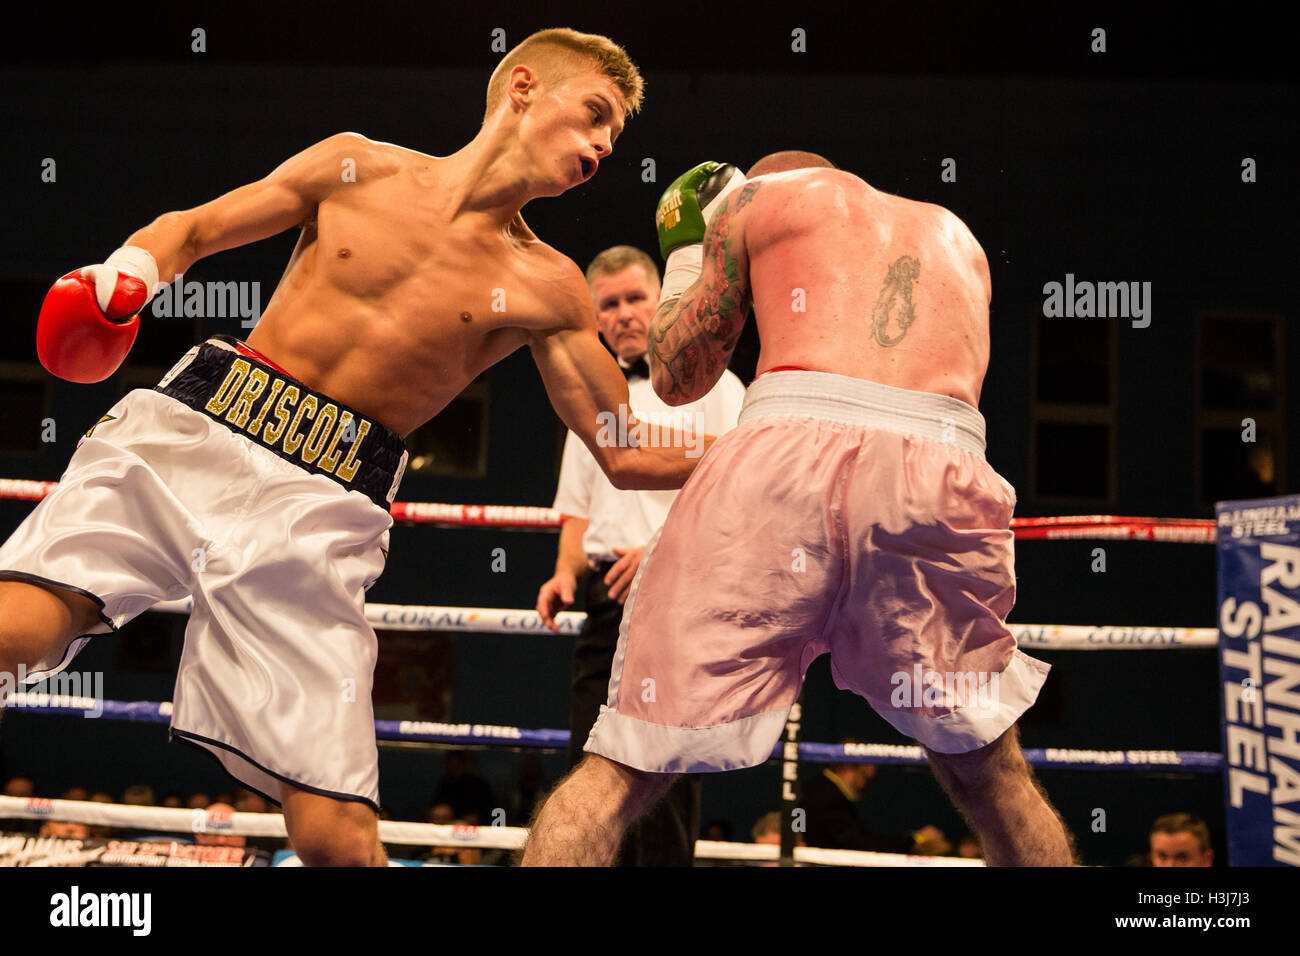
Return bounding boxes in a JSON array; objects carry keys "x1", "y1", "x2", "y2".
[{"x1": 743, "y1": 168, "x2": 992, "y2": 407}]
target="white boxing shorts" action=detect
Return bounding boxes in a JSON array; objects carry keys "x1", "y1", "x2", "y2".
[{"x1": 0, "y1": 335, "x2": 408, "y2": 811}]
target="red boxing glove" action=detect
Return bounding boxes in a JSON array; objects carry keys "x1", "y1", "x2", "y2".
[{"x1": 37, "y1": 248, "x2": 157, "y2": 383}]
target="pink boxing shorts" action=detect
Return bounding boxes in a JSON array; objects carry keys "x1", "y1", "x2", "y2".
[{"x1": 585, "y1": 369, "x2": 1050, "y2": 771}]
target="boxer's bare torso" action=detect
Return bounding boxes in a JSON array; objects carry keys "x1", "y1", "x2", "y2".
[
  {"x1": 651, "y1": 167, "x2": 991, "y2": 409},
  {"x1": 246, "y1": 138, "x2": 575, "y2": 437},
  {"x1": 117, "y1": 67, "x2": 700, "y2": 490},
  {"x1": 744, "y1": 169, "x2": 990, "y2": 407},
  {"x1": 13, "y1": 66, "x2": 699, "y2": 642}
]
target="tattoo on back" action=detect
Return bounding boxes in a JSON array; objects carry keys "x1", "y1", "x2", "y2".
[
  {"x1": 871, "y1": 255, "x2": 921, "y2": 347},
  {"x1": 733, "y1": 181, "x2": 762, "y2": 212}
]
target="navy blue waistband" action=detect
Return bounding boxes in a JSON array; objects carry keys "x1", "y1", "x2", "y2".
[{"x1": 156, "y1": 337, "x2": 407, "y2": 509}]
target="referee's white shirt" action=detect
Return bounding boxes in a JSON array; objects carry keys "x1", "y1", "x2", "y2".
[{"x1": 552, "y1": 363, "x2": 747, "y2": 564}]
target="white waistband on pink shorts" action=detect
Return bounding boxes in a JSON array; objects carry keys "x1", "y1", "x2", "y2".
[{"x1": 738, "y1": 370, "x2": 987, "y2": 458}]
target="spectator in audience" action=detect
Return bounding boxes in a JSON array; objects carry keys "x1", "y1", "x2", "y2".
[
  {"x1": 431, "y1": 750, "x2": 496, "y2": 825},
  {"x1": 61, "y1": 786, "x2": 90, "y2": 802},
  {"x1": 85, "y1": 791, "x2": 114, "y2": 838},
  {"x1": 1148, "y1": 812, "x2": 1214, "y2": 867},
  {"x1": 122, "y1": 784, "x2": 155, "y2": 806},
  {"x1": 39, "y1": 820, "x2": 90, "y2": 839},
  {"x1": 912, "y1": 827, "x2": 953, "y2": 857},
  {"x1": 3, "y1": 776, "x2": 39, "y2": 834},
  {"x1": 749, "y1": 811, "x2": 805, "y2": 867},
  {"x1": 797, "y1": 759, "x2": 949, "y2": 855},
  {"x1": 161, "y1": 794, "x2": 184, "y2": 808},
  {"x1": 234, "y1": 788, "x2": 269, "y2": 814},
  {"x1": 956, "y1": 834, "x2": 983, "y2": 859},
  {"x1": 415, "y1": 803, "x2": 514, "y2": 866},
  {"x1": 702, "y1": 819, "x2": 733, "y2": 843},
  {"x1": 751, "y1": 812, "x2": 782, "y2": 845},
  {"x1": 420, "y1": 810, "x2": 485, "y2": 866},
  {"x1": 2, "y1": 776, "x2": 35, "y2": 798},
  {"x1": 193, "y1": 802, "x2": 244, "y2": 849},
  {"x1": 186, "y1": 793, "x2": 211, "y2": 810}
]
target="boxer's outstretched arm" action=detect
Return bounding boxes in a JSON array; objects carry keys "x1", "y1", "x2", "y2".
[
  {"x1": 648, "y1": 181, "x2": 762, "y2": 405},
  {"x1": 531, "y1": 276, "x2": 711, "y2": 490},
  {"x1": 119, "y1": 132, "x2": 376, "y2": 284}
]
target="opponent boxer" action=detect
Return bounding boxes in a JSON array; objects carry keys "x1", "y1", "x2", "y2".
[
  {"x1": 523, "y1": 151, "x2": 1075, "y2": 866},
  {"x1": 0, "y1": 28, "x2": 708, "y2": 867},
  {"x1": 536, "y1": 245, "x2": 745, "y2": 865}
]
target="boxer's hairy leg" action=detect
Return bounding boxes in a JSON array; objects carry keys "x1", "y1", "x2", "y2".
[
  {"x1": 0, "y1": 578, "x2": 101, "y2": 704},
  {"x1": 925, "y1": 725, "x2": 1075, "y2": 866},
  {"x1": 522, "y1": 753, "x2": 676, "y2": 866},
  {"x1": 281, "y1": 784, "x2": 387, "y2": 867}
]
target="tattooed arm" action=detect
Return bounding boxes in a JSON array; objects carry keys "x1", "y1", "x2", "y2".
[
  {"x1": 530, "y1": 261, "x2": 711, "y2": 490},
  {"x1": 649, "y1": 181, "x2": 762, "y2": 405}
]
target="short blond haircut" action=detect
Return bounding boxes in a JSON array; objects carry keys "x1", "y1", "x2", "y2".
[
  {"x1": 484, "y1": 28, "x2": 644, "y2": 123},
  {"x1": 585, "y1": 245, "x2": 660, "y2": 289}
]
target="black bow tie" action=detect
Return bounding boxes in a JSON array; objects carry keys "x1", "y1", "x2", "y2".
[{"x1": 620, "y1": 357, "x2": 650, "y2": 380}]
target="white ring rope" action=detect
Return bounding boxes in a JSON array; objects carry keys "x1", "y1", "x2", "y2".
[
  {"x1": 0, "y1": 481, "x2": 1216, "y2": 541},
  {"x1": 146, "y1": 600, "x2": 1215, "y2": 649},
  {"x1": 0, "y1": 796, "x2": 977, "y2": 866}
]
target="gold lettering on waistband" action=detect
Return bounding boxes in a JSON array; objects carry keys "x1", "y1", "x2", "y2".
[
  {"x1": 335, "y1": 420, "x2": 372, "y2": 482},
  {"x1": 302, "y1": 403, "x2": 338, "y2": 465},
  {"x1": 282, "y1": 394, "x2": 318, "y2": 455},
  {"x1": 224, "y1": 368, "x2": 270, "y2": 428},
  {"x1": 204, "y1": 359, "x2": 251, "y2": 416},
  {"x1": 246, "y1": 378, "x2": 285, "y2": 437},
  {"x1": 195, "y1": 352, "x2": 388, "y2": 491},
  {"x1": 319, "y1": 410, "x2": 354, "y2": 473},
  {"x1": 261, "y1": 385, "x2": 299, "y2": 445}
]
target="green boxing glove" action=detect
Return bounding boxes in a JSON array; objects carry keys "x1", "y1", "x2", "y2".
[{"x1": 655, "y1": 161, "x2": 747, "y2": 304}]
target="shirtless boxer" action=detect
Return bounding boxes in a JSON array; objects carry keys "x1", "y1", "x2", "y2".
[
  {"x1": 0, "y1": 28, "x2": 708, "y2": 867},
  {"x1": 523, "y1": 151, "x2": 1075, "y2": 866}
]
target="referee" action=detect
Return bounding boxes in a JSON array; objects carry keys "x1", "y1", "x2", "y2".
[{"x1": 536, "y1": 245, "x2": 745, "y2": 865}]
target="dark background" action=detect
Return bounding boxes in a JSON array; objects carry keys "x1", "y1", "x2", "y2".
[{"x1": 0, "y1": 2, "x2": 1294, "y2": 865}]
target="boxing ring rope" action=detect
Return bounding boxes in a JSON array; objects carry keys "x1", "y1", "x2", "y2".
[
  {"x1": 0, "y1": 796, "x2": 980, "y2": 866},
  {"x1": 147, "y1": 599, "x2": 1219, "y2": 649},
  {"x1": 3, "y1": 693, "x2": 1224, "y2": 773},
  {"x1": 0, "y1": 479, "x2": 1217, "y2": 541}
]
